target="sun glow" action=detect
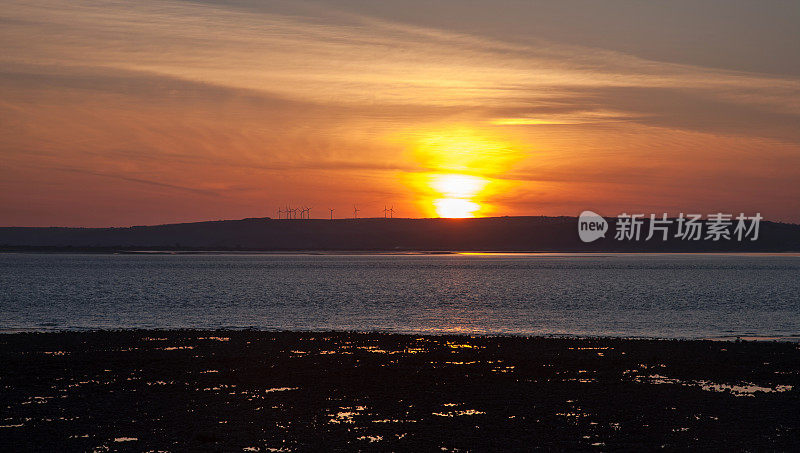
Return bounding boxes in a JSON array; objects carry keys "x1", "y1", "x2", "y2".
[
  {"x1": 430, "y1": 174, "x2": 488, "y2": 198},
  {"x1": 428, "y1": 174, "x2": 488, "y2": 217},
  {"x1": 401, "y1": 127, "x2": 525, "y2": 218},
  {"x1": 433, "y1": 198, "x2": 481, "y2": 218}
]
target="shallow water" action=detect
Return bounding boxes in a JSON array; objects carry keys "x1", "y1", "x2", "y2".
[{"x1": 1, "y1": 253, "x2": 798, "y2": 339}]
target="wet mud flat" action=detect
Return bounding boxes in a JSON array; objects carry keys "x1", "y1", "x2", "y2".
[{"x1": 1, "y1": 331, "x2": 798, "y2": 451}]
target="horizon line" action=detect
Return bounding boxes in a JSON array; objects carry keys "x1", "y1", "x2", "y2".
[{"x1": 0, "y1": 214, "x2": 795, "y2": 230}]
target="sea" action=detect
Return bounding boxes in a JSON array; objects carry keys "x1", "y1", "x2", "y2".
[{"x1": 1, "y1": 253, "x2": 799, "y2": 340}]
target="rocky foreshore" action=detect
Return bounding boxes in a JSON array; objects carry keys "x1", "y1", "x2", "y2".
[{"x1": 1, "y1": 331, "x2": 798, "y2": 451}]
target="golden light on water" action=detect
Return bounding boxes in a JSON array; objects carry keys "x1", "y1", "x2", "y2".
[{"x1": 402, "y1": 128, "x2": 525, "y2": 218}]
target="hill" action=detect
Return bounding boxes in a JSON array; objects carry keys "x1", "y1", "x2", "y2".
[{"x1": 1, "y1": 216, "x2": 799, "y2": 252}]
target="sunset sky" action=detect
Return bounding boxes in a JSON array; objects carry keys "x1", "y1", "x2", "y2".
[{"x1": 1, "y1": 0, "x2": 799, "y2": 226}]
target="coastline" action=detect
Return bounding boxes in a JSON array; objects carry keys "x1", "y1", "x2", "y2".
[
  {"x1": 3, "y1": 216, "x2": 799, "y2": 253},
  {"x1": 2, "y1": 327, "x2": 799, "y2": 343},
  {"x1": 2, "y1": 330, "x2": 798, "y2": 450},
  {"x1": 3, "y1": 249, "x2": 800, "y2": 255}
]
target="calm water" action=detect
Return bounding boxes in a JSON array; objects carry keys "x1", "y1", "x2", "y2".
[{"x1": 1, "y1": 253, "x2": 799, "y2": 339}]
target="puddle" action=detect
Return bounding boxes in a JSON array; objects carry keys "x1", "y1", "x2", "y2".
[
  {"x1": 634, "y1": 374, "x2": 793, "y2": 397},
  {"x1": 265, "y1": 387, "x2": 298, "y2": 393}
]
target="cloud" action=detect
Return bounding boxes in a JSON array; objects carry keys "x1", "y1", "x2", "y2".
[
  {"x1": 1, "y1": 0, "x2": 799, "y2": 224},
  {"x1": 2, "y1": 0, "x2": 798, "y2": 110}
]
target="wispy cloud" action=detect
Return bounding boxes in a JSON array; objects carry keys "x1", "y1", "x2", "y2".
[
  {"x1": 0, "y1": 0, "x2": 799, "y2": 224},
  {"x1": 3, "y1": 0, "x2": 798, "y2": 109}
]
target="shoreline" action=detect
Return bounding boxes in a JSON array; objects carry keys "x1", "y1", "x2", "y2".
[
  {"x1": 2, "y1": 330, "x2": 798, "y2": 450},
  {"x1": 3, "y1": 216, "x2": 800, "y2": 253},
  {"x1": 3, "y1": 250, "x2": 800, "y2": 256},
  {"x1": 2, "y1": 328, "x2": 800, "y2": 343}
]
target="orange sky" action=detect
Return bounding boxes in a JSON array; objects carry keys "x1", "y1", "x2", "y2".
[{"x1": 1, "y1": 0, "x2": 799, "y2": 225}]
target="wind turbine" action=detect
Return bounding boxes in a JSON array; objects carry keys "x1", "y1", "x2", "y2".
[
  {"x1": 389, "y1": 206, "x2": 394, "y2": 219},
  {"x1": 383, "y1": 206, "x2": 389, "y2": 218},
  {"x1": 353, "y1": 205, "x2": 360, "y2": 219},
  {"x1": 329, "y1": 208, "x2": 335, "y2": 220}
]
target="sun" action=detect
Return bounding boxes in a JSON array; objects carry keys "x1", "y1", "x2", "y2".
[
  {"x1": 433, "y1": 198, "x2": 481, "y2": 218},
  {"x1": 399, "y1": 127, "x2": 525, "y2": 218},
  {"x1": 428, "y1": 173, "x2": 487, "y2": 217}
]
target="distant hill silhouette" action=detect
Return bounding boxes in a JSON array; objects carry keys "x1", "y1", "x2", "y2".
[{"x1": 1, "y1": 216, "x2": 799, "y2": 252}]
